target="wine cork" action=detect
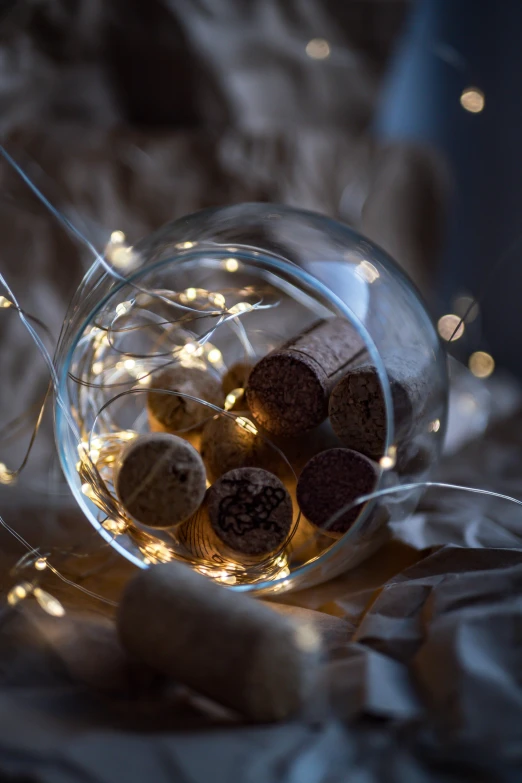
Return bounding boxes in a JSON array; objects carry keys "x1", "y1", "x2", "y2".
[
  {"x1": 222, "y1": 362, "x2": 252, "y2": 396},
  {"x1": 206, "y1": 467, "x2": 293, "y2": 557},
  {"x1": 117, "y1": 560, "x2": 322, "y2": 721},
  {"x1": 296, "y1": 448, "x2": 378, "y2": 537},
  {"x1": 147, "y1": 366, "x2": 223, "y2": 433},
  {"x1": 115, "y1": 433, "x2": 206, "y2": 529},
  {"x1": 176, "y1": 506, "x2": 227, "y2": 565},
  {"x1": 200, "y1": 414, "x2": 286, "y2": 482},
  {"x1": 246, "y1": 318, "x2": 366, "y2": 436},
  {"x1": 270, "y1": 419, "x2": 343, "y2": 476},
  {"x1": 328, "y1": 362, "x2": 420, "y2": 460}
]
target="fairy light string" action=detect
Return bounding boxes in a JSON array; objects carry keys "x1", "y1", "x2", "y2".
[{"x1": 2, "y1": 145, "x2": 522, "y2": 613}]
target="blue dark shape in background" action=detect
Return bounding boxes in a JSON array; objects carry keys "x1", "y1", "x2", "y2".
[{"x1": 376, "y1": 0, "x2": 522, "y2": 374}]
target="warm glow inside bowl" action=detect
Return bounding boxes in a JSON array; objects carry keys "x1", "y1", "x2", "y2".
[{"x1": 55, "y1": 204, "x2": 448, "y2": 595}]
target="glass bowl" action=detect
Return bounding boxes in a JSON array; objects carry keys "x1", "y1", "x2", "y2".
[{"x1": 54, "y1": 204, "x2": 448, "y2": 595}]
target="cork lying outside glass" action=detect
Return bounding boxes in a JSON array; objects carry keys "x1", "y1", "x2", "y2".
[{"x1": 55, "y1": 204, "x2": 448, "y2": 595}]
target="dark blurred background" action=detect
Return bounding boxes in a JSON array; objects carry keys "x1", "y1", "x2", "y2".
[{"x1": 0, "y1": 0, "x2": 520, "y2": 466}]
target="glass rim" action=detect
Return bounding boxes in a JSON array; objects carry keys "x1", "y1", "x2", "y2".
[{"x1": 55, "y1": 236, "x2": 396, "y2": 593}]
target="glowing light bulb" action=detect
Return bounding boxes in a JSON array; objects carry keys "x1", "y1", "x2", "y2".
[
  {"x1": 0, "y1": 463, "x2": 16, "y2": 484},
  {"x1": 306, "y1": 38, "x2": 331, "y2": 59},
  {"x1": 34, "y1": 588, "x2": 65, "y2": 617},
  {"x1": 176, "y1": 241, "x2": 196, "y2": 250},
  {"x1": 209, "y1": 292, "x2": 226, "y2": 308},
  {"x1": 235, "y1": 417, "x2": 258, "y2": 435},
  {"x1": 469, "y1": 351, "x2": 495, "y2": 378},
  {"x1": 224, "y1": 388, "x2": 243, "y2": 410},
  {"x1": 217, "y1": 571, "x2": 237, "y2": 585},
  {"x1": 111, "y1": 246, "x2": 139, "y2": 269},
  {"x1": 184, "y1": 288, "x2": 197, "y2": 301},
  {"x1": 110, "y1": 230, "x2": 125, "y2": 244},
  {"x1": 123, "y1": 358, "x2": 136, "y2": 370},
  {"x1": 428, "y1": 419, "x2": 441, "y2": 433},
  {"x1": 34, "y1": 558, "x2": 47, "y2": 571},
  {"x1": 8, "y1": 582, "x2": 32, "y2": 605},
  {"x1": 0, "y1": 296, "x2": 12, "y2": 308},
  {"x1": 460, "y1": 87, "x2": 485, "y2": 113},
  {"x1": 116, "y1": 301, "x2": 132, "y2": 316},
  {"x1": 379, "y1": 446, "x2": 397, "y2": 470},
  {"x1": 103, "y1": 518, "x2": 126, "y2": 535},
  {"x1": 229, "y1": 302, "x2": 252, "y2": 315},
  {"x1": 224, "y1": 258, "x2": 239, "y2": 272},
  {"x1": 437, "y1": 314, "x2": 465, "y2": 342},
  {"x1": 92, "y1": 361, "x2": 104, "y2": 375},
  {"x1": 207, "y1": 348, "x2": 222, "y2": 364}
]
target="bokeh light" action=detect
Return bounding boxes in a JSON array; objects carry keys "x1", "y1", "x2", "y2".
[
  {"x1": 454, "y1": 295, "x2": 479, "y2": 323},
  {"x1": 469, "y1": 351, "x2": 495, "y2": 378},
  {"x1": 306, "y1": 38, "x2": 331, "y2": 60},
  {"x1": 460, "y1": 87, "x2": 485, "y2": 113},
  {"x1": 438, "y1": 314, "x2": 465, "y2": 341}
]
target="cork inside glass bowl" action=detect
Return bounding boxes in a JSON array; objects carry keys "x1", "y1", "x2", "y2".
[{"x1": 55, "y1": 204, "x2": 448, "y2": 595}]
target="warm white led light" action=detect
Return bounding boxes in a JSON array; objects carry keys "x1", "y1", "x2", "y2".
[
  {"x1": 235, "y1": 417, "x2": 258, "y2": 435},
  {"x1": 209, "y1": 293, "x2": 226, "y2": 308},
  {"x1": 469, "y1": 351, "x2": 495, "y2": 378},
  {"x1": 116, "y1": 301, "x2": 132, "y2": 316},
  {"x1": 306, "y1": 38, "x2": 331, "y2": 59},
  {"x1": 438, "y1": 314, "x2": 465, "y2": 342},
  {"x1": 379, "y1": 446, "x2": 397, "y2": 470},
  {"x1": 34, "y1": 588, "x2": 65, "y2": 617},
  {"x1": 224, "y1": 258, "x2": 239, "y2": 272},
  {"x1": 229, "y1": 302, "x2": 252, "y2": 315},
  {"x1": 460, "y1": 87, "x2": 485, "y2": 113}
]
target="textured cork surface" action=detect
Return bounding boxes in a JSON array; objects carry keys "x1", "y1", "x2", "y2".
[
  {"x1": 246, "y1": 350, "x2": 329, "y2": 436},
  {"x1": 200, "y1": 414, "x2": 285, "y2": 481},
  {"x1": 115, "y1": 433, "x2": 206, "y2": 529},
  {"x1": 283, "y1": 317, "x2": 366, "y2": 378},
  {"x1": 147, "y1": 366, "x2": 223, "y2": 432},
  {"x1": 296, "y1": 447, "x2": 377, "y2": 535},
  {"x1": 118, "y1": 561, "x2": 321, "y2": 722},
  {"x1": 206, "y1": 467, "x2": 293, "y2": 556},
  {"x1": 329, "y1": 366, "x2": 413, "y2": 460},
  {"x1": 246, "y1": 318, "x2": 366, "y2": 436}
]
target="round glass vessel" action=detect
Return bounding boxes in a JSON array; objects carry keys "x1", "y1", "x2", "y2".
[{"x1": 55, "y1": 204, "x2": 448, "y2": 595}]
